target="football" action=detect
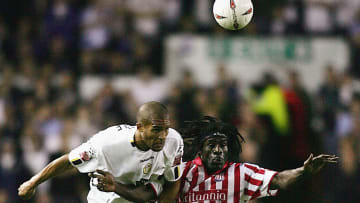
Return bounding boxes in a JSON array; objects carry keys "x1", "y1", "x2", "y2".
[{"x1": 213, "y1": 0, "x2": 254, "y2": 30}]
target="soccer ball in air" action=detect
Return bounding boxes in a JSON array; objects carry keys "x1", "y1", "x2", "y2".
[{"x1": 213, "y1": 0, "x2": 254, "y2": 30}]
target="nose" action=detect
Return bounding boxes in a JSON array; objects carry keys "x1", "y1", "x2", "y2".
[
  {"x1": 213, "y1": 144, "x2": 223, "y2": 155},
  {"x1": 159, "y1": 131, "x2": 167, "y2": 140}
]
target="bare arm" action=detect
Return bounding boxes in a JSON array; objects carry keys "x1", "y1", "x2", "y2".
[
  {"x1": 89, "y1": 170, "x2": 156, "y2": 202},
  {"x1": 270, "y1": 154, "x2": 338, "y2": 190},
  {"x1": 18, "y1": 154, "x2": 75, "y2": 199},
  {"x1": 158, "y1": 180, "x2": 181, "y2": 203},
  {"x1": 113, "y1": 183, "x2": 155, "y2": 202}
]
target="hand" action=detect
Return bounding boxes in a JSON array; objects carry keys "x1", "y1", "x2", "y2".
[
  {"x1": 89, "y1": 170, "x2": 116, "y2": 192},
  {"x1": 18, "y1": 180, "x2": 36, "y2": 200},
  {"x1": 304, "y1": 153, "x2": 339, "y2": 175}
]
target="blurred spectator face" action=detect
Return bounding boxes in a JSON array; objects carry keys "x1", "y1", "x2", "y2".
[
  {"x1": 288, "y1": 71, "x2": 300, "y2": 88},
  {"x1": 53, "y1": 0, "x2": 69, "y2": 19},
  {"x1": 50, "y1": 36, "x2": 66, "y2": 57},
  {"x1": 325, "y1": 66, "x2": 337, "y2": 84},
  {"x1": 0, "y1": 189, "x2": 8, "y2": 203},
  {"x1": 138, "y1": 67, "x2": 153, "y2": 82},
  {"x1": 339, "y1": 138, "x2": 357, "y2": 175},
  {"x1": 35, "y1": 79, "x2": 49, "y2": 101},
  {"x1": 195, "y1": 89, "x2": 208, "y2": 106},
  {"x1": 214, "y1": 86, "x2": 226, "y2": 100},
  {"x1": 182, "y1": 70, "x2": 194, "y2": 88},
  {"x1": 0, "y1": 139, "x2": 16, "y2": 170}
]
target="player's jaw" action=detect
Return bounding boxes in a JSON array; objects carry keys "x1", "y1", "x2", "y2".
[
  {"x1": 208, "y1": 155, "x2": 226, "y2": 170},
  {"x1": 151, "y1": 141, "x2": 165, "y2": 152},
  {"x1": 149, "y1": 134, "x2": 167, "y2": 151}
]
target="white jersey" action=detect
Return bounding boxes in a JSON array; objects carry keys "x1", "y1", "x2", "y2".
[{"x1": 68, "y1": 125, "x2": 184, "y2": 203}]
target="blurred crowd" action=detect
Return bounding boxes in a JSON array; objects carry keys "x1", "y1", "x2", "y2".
[{"x1": 1, "y1": 0, "x2": 360, "y2": 202}]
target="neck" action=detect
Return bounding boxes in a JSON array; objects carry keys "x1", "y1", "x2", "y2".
[{"x1": 134, "y1": 130, "x2": 150, "y2": 151}]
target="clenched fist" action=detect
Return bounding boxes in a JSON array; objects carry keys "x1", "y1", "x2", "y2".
[
  {"x1": 89, "y1": 170, "x2": 117, "y2": 192},
  {"x1": 18, "y1": 180, "x2": 36, "y2": 200}
]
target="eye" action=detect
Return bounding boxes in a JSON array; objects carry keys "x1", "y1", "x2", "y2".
[{"x1": 152, "y1": 128, "x2": 162, "y2": 133}]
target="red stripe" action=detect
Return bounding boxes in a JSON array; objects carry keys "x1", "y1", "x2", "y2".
[
  {"x1": 209, "y1": 176, "x2": 216, "y2": 203},
  {"x1": 199, "y1": 167, "x2": 205, "y2": 203},
  {"x1": 221, "y1": 165, "x2": 229, "y2": 203},
  {"x1": 244, "y1": 164, "x2": 265, "y2": 174},
  {"x1": 180, "y1": 161, "x2": 194, "y2": 197},
  {"x1": 245, "y1": 189, "x2": 261, "y2": 200},
  {"x1": 234, "y1": 163, "x2": 241, "y2": 202},
  {"x1": 189, "y1": 166, "x2": 199, "y2": 192},
  {"x1": 148, "y1": 183, "x2": 158, "y2": 196},
  {"x1": 244, "y1": 174, "x2": 263, "y2": 186}
]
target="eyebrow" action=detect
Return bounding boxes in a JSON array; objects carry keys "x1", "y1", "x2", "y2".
[
  {"x1": 207, "y1": 139, "x2": 228, "y2": 143},
  {"x1": 152, "y1": 126, "x2": 168, "y2": 130},
  {"x1": 151, "y1": 119, "x2": 170, "y2": 126}
]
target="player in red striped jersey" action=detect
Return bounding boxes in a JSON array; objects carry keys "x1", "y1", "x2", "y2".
[{"x1": 158, "y1": 116, "x2": 338, "y2": 203}]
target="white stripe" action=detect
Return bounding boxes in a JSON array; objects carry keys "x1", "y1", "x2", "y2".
[
  {"x1": 205, "y1": 174, "x2": 212, "y2": 190},
  {"x1": 227, "y1": 164, "x2": 235, "y2": 203},
  {"x1": 240, "y1": 164, "x2": 246, "y2": 202},
  {"x1": 193, "y1": 166, "x2": 204, "y2": 192},
  {"x1": 216, "y1": 174, "x2": 223, "y2": 189},
  {"x1": 203, "y1": 175, "x2": 212, "y2": 203},
  {"x1": 183, "y1": 165, "x2": 196, "y2": 193}
]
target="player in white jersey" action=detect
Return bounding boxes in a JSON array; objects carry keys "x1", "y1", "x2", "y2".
[
  {"x1": 158, "y1": 116, "x2": 338, "y2": 203},
  {"x1": 18, "y1": 101, "x2": 184, "y2": 202}
]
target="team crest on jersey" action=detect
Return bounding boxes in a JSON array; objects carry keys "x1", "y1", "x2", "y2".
[
  {"x1": 215, "y1": 173, "x2": 224, "y2": 182},
  {"x1": 143, "y1": 163, "x2": 152, "y2": 174},
  {"x1": 80, "y1": 151, "x2": 91, "y2": 161}
]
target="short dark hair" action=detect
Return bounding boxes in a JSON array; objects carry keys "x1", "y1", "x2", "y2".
[
  {"x1": 181, "y1": 116, "x2": 245, "y2": 162},
  {"x1": 136, "y1": 101, "x2": 169, "y2": 126}
]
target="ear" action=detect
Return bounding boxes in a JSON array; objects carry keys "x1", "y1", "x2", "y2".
[{"x1": 136, "y1": 123, "x2": 143, "y2": 131}]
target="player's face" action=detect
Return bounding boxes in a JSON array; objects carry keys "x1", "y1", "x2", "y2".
[
  {"x1": 201, "y1": 136, "x2": 228, "y2": 174},
  {"x1": 142, "y1": 122, "x2": 170, "y2": 152}
]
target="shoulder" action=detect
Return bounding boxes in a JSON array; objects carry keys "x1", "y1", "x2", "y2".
[
  {"x1": 165, "y1": 128, "x2": 183, "y2": 147},
  {"x1": 162, "y1": 128, "x2": 183, "y2": 157},
  {"x1": 90, "y1": 125, "x2": 136, "y2": 146},
  {"x1": 97, "y1": 125, "x2": 135, "y2": 136}
]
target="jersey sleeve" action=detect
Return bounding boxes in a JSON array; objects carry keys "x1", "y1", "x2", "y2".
[
  {"x1": 68, "y1": 140, "x2": 100, "y2": 173},
  {"x1": 241, "y1": 163, "x2": 279, "y2": 201},
  {"x1": 68, "y1": 127, "x2": 116, "y2": 173},
  {"x1": 163, "y1": 131, "x2": 184, "y2": 182}
]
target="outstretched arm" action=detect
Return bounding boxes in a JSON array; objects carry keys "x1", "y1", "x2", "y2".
[
  {"x1": 270, "y1": 154, "x2": 338, "y2": 190},
  {"x1": 18, "y1": 154, "x2": 75, "y2": 199},
  {"x1": 89, "y1": 170, "x2": 157, "y2": 202}
]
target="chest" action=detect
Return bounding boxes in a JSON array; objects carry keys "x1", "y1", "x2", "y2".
[
  {"x1": 181, "y1": 167, "x2": 244, "y2": 202},
  {"x1": 104, "y1": 149, "x2": 168, "y2": 184}
]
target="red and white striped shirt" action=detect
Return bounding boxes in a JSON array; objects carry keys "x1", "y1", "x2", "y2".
[{"x1": 179, "y1": 157, "x2": 278, "y2": 203}]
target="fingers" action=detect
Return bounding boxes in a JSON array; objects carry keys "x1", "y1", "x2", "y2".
[
  {"x1": 312, "y1": 154, "x2": 339, "y2": 163},
  {"x1": 314, "y1": 154, "x2": 338, "y2": 159},
  {"x1": 18, "y1": 181, "x2": 36, "y2": 200},
  {"x1": 88, "y1": 172, "x2": 104, "y2": 179},
  {"x1": 308, "y1": 153, "x2": 314, "y2": 160},
  {"x1": 97, "y1": 181, "x2": 105, "y2": 191},
  {"x1": 88, "y1": 172, "x2": 100, "y2": 178},
  {"x1": 96, "y1": 169, "x2": 108, "y2": 176},
  {"x1": 304, "y1": 153, "x2": 313, "y2": 165}
]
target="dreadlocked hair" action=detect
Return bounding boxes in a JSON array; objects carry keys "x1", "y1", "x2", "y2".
[{"x1": 181, "y1": 116, "x2": 245, "y2": 162}]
